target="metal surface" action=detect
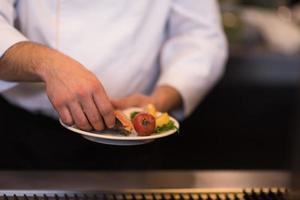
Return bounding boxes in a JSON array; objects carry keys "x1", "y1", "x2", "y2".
[
  {"x1": 0, "y1": 188, "x2": 288, "y2": 200},
  {"x1": 0, "y1": 189, "x2": 288, "y2": 200},
  {"x1": 0, "y1": 171, "x2": 290, "y2": 191}
]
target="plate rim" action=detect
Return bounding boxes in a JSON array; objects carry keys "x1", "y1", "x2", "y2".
[{"x1": 59, "y1": 108, "x2": 179, "y2": 141}]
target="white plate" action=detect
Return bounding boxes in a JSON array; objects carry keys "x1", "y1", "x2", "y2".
[{"x1": 59, "y1": 107, "x2": 179, "y2": 146}]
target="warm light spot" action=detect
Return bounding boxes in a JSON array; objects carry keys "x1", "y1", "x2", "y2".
[
  {"x1": 223, "y1": 12, "x2": 238, "y2": 28},
  {"x1": 278, "y1": 6, "x2": 292, "y2": 22}
]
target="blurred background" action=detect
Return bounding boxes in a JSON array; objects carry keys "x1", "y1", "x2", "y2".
[{"x1": 150, "y1": 0, "x2": 300, "y2": 170}]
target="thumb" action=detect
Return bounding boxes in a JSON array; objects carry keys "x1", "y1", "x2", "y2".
[
  {"x1": 111, "y1": 96, "x2": 141, "y2": 110},
  {"x1": 111, "y1": 98, "x2": 129, "y2": 110}
]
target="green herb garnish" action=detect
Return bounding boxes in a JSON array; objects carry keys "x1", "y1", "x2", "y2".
[
  {"x1": 130, "y1": 111, "x2": 140, "y2": 120},
  {"x1": 155, "y1": 121, "x2": 178, "y2": 133}
]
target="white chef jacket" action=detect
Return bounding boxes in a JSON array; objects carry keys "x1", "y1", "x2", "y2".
[{"x1": 0, "y1": 0, "x2": 227, "y2": 119}]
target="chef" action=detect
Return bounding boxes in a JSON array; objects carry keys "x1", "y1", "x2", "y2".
[{"x1": 0, "y1": 0, "x2": 227, "y2": 167}]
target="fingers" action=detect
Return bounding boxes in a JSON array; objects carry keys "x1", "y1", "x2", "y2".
[
  {"x1": 58, "y1": 106, "x2": 73, "y2": 125},
  {"x1": 54, "y1": 89, "x2": 114, "y2": 131},
  {"x1": 58, "y1": 96, "x2": 111, "y2": 131},
  {"x1": 46, "y1": 60, "x2": 115, "y2": 131},
  {"x1": 81, "y1": 96, "x2": 105, "y2": 131},
  {"x1": 57, "y1": 92, "x2": 153, "y2": 131},
  {"x1": 111, "y1": 97, "x2": 132, "y2": 110},
  {"x1": 68, "y1": 101, "x2": 93, "y2": 131},
  {"x1": 111, "y1": 95, "x2": 147, "y2": 110},
  {"x1": 93, "y1": 91, "x2": 115, "y2": 128}
]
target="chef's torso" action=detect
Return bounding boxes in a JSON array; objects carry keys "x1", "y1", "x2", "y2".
[{"x1": 3, "y1": 0, "x2": 171, "y2": 117}]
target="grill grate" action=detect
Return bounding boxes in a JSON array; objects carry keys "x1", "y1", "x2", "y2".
[{"x1": 0, "y1": 188, "x2": 287, "y2": 200}]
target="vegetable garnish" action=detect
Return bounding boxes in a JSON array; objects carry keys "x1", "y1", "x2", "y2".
[
  {"x1": 145, "y1": 104, "x2": 157, "y2": 117},
  {"x1": 155, "y1": 112, "x2": 170, "y2": 127},
  {"x1": 155, "y1": 120, "x2": 178, "y2": 134},
  {"x1": 128, "y1": 104, "x2": 179, "y2": 136},
  {"x1": 130, "y1": 111, "x2": 140, "y2": 120},
  {"x1": 132, "y1": 112, "x2": 156, "y2": 136}
]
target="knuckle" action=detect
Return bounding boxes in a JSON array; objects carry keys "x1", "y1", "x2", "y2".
[
  {"x1": 76, "y1": 89, "x2": 89, "y2": 99},
  {"x1": 53, "y1": 96, "x2": 74, "y2": 109},
  {"x1": 91, "y1": 80, "x2": 101, "y2": 91},
  {"x1": 53, "y1": 102, "x2": 61, "y2": 109},
  {"x1": 53, "y1": 99, "x2": 65, "y2": 109}
]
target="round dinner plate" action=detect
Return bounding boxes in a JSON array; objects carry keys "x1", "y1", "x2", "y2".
[{"x1": 59, "y1": 107, "x2": 179, "y2": 146}]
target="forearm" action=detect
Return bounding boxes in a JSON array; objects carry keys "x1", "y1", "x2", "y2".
[
  {"x1": 151, "y1": 85, "x2": 182, "y2": 112},
  {"x1": 0, "y1": 41, "x2": 63, "y2": 83}
]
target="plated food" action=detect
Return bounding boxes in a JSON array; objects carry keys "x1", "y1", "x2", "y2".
[
  {"x1": 114, "y1": 104, "x2": 178, "y2": 137},
  {"x1": 60, "y1": 104, "x2": 179, "y2": 145}
]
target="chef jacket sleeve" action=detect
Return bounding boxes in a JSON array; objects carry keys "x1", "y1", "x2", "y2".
[
  {"x1": 156, "y1": 0, "x2": 228, "y2": 118},
  {"x1": 0, "y1": 0, "x2": 28, "y2": 92}
]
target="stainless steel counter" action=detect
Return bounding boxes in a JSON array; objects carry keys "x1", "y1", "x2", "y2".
[{"x1": 0, "y1": 170, "x2": 290, "y2": 191}]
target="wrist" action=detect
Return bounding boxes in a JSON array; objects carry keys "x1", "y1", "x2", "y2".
[
  {"x1": 34, "y1": 45, "x2": 71, "y2": 85},
  {"x1": 33, "y1": 46, "x2": 60, "y2": 83},
  {"x1": 7, "y1": 41, "x2": 59, "y2": 83}
]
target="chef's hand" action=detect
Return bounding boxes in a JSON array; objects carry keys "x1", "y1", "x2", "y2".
[
  {"x1": 112, "y1": 85, "x2": 182, "y2": 112},
  {"x1": 43, "y1": 54, "x2": 115, "y2": 131},
  {"x1": 0, "y1": 41, "x2": 115, "y2": 131}
]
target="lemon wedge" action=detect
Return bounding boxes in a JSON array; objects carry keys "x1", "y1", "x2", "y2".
[
  {"x1": 156, "y1": 112, "x2": 170, "y2": 127},
  {"x1": 145, "y1": 104, "x2": 157, "y2": 117}
]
